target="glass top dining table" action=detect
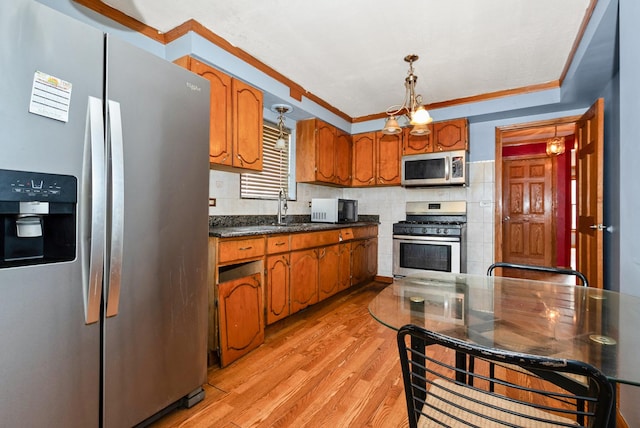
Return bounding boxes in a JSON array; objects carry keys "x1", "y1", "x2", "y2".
[{"x1": 369, "y1": 271, "x2": 640, "y2": 387}]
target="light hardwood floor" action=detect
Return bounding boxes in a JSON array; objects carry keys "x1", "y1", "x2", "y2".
[{"x1": 151, "y1": 281, "x2": 409, "y2": 428}]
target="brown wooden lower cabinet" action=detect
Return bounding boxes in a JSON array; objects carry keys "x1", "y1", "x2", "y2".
[
  {"x1": 350, "y1": 236, "x2": 377, "y2": 285},
  {"x1": 214, "y1": 225, "x2": 378, "y2": 366},
  {"x1": 217, "y1": 270, "x2": 264, "y2": 367},
  {"x1": 337, "y1": 242, "x2": 351, "y2": 292},
  {"x1": 366, "y1": 237, "x2": 378, "y2": 278},
  {"x1": 318, "y1": 244, "x2": 340, "y2": 300},
  {"x1": 351, "y1": 239, "x2": 367, "y2": 285},
  {"x1": 290, "y1": 248, "x2": 319, "y2": 314},
  {"x1": 266, "y1": 254, "x2": 290, "y2": 325}
]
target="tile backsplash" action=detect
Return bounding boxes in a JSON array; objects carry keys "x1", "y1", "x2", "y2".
[{"x1": 208, "y1": 160, "x2": 495, "y2": 276}]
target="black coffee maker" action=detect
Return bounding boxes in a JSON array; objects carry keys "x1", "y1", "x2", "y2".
[{"x1": 0, "y1": 169, "x2": 76, "y2": 268}]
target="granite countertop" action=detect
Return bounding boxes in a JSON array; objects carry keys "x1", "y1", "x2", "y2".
[
  {"x1": 209, "y1": 215, "x2": 379, "y2": 238},
  {"x1": 209, "y1": 221, "x2": 378, "y2": 238}
]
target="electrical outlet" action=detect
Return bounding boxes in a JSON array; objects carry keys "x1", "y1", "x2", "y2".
[
  {"x1": 308, "y1": 201, "x2": 312, "y2": 207},
  {"x1": 209, "y1": 198, "x2": 216, "y2": 207}
]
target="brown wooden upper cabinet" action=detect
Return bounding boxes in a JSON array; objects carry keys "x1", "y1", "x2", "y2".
[
  {"x1": 174, "y1": 56, "x2": 263, "y2": 172},
  {"x1": 351, "y1": 131, "x2": 402, "y2": 187},
  {"x1": 296, "y1": 118, "x2": 352, "y2": 186},
  {"x1": 433, "y1": 118, "x2": 468, "y2": 152},
  {"x1": 403, "y1": 124, "x2": 434, "y2": 155}
]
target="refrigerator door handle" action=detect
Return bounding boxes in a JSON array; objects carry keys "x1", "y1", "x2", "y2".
[
  {"x1": 106, "y1": 100, "x2": 125, "y2": 318},
  {"x1": 81, "y1": 96, "x2": 106, "y2": 325}
]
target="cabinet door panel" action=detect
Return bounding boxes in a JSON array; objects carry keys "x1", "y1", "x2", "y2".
[
  {"x1": 365, "y1": 238, "x2": 378, "y2": 278},
  {"x1": 376, "y1": 132, "x2": 402, "y2": 185},
  {"x1": 334, "y1": 130, "x2": 352, "y2": 185},
  {"x1": 266, "y1": 254, "x2": 290, "y2": 325},
  {"x1": 403, "y1": 125, "x2": 434, "y2": 155},
  {"x1": 318, "y1": 245, "x2": 340, "y2": 300},
  {"x1": 433, "y1": 118, "x2": 468, "y2": 152},
  {"x1": 338, "y1": 242, "x2": 351, "y2": 292},
  {"x1": 232, "y1": 79, "x2": 263, "y2": 170},
  {"x1": 218, "y1": 273, "x2": 264, "y2": 367},
  {"x1": 352, "y1": 133, "x2": 376, "y2": 186},
  {"x1": 316, "y1": 120, "x2": 336, "y2": 182},
  {"x1": 290, "y1": 249, "x2": 318, "y2": 313},
  {"x1": 351, "y1": 240, "x2": 366, "y2": 285},
  {"x1": 190, "y1": 60, "x2": 233, "y2": 166}
]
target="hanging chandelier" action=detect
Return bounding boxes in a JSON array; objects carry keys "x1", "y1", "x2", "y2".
[
  {"x1": 382, "y1": 54, "x2": 433, "y2": 136},
  {"x1": 546, "y1": 127, "x2": 566, "y2": 156}
]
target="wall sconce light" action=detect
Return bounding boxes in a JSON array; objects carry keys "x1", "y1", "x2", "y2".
[{"x1": 271, "y1": 104, "x2": 292, "y2": 150}]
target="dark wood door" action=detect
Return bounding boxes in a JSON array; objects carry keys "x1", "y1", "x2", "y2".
[
  {"x1": 576, "y1": 99, "x2": 604, "y2": 288},
  {"x1": 502, "y1": 155, "x2": 555, "y2": 267}
]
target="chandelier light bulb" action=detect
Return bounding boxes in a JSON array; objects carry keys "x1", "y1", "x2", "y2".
[
  {"x1": 275, "y1": 137, "x2": 287, "y2": 150},
  {"x1": 382, "y1": 116, "x2": 402, "y2": 135},
  {"x1": 410, "y1": 105, "x2": 432, "y2": 126},
  {"x1": 409, "y1": 123, "x2": 431, "y2": 136}
]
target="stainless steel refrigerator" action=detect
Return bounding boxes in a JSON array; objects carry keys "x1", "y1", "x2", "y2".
[{"x1": 0, "y1": 1, "x2": 210, "y2": 427}]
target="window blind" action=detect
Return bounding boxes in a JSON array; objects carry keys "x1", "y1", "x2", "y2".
[{"x1": 240, "y1": 122, "x2": 290, "y2": 199}]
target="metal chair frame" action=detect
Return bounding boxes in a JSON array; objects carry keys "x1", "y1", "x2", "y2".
[
  {"x1": 397, "y1": 324, "x2": 613, "y2": 428},
  {"x1": 487, "y1": 262, "x2": 589, "y2": 287}
]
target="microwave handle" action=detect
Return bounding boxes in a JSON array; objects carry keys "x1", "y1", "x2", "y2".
[{"x1": 445, "y1": 155, "x2": 450, "y2": 181}]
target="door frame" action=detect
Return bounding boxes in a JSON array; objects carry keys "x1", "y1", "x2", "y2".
[{"x1": 494, "y1": 115, "x2": 581, "y2": 266}]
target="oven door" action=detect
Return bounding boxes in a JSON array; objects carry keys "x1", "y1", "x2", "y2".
[{"x1": 393, "y1": 235, "x2": 461, "y2": 276}]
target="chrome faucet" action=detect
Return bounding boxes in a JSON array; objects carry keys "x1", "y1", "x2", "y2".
[{"x1": 276, "y1": 189, "x2": 288, "y2": 225}]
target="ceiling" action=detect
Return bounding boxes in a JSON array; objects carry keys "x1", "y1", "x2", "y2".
[{"x1": 102, "y1": 0, "x2": 594, "y2": 120}]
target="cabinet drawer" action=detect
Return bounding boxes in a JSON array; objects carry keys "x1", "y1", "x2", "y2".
[
  {"x1": 267, "y1": 235, "x2": 290, "y2": 254},
  {"x1": 339, "y1": 228, "x2": 354, "y2": 241},
  {"x1": 352, "y1": 225, "x2": 378, "y2": 239},
  {"x1": 290, "y1": 230, "x2": 340, "y2": 251},
  {"x1": 218, "y1": 237, "x2": 265, "y2": 264}
]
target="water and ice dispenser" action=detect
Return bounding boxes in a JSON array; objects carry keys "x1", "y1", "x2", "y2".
[{"x1": 0, "y1": 169, "x2": 77, "y2": 268}]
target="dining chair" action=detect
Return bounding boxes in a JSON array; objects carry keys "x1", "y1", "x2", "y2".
[
  {"x1": 487, "y1": 262, "x2": 589, "y2": 287},
  {"x1": 397, "y1": 323, "x2": 613, "y2": 428}
]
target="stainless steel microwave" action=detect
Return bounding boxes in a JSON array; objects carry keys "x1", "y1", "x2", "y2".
[
  {"x1": 401, "y1": 150, "x2": 467, "y2": 187},
  {"x1": 311, "y1": 198, "x2": 358, "y2": 223}
]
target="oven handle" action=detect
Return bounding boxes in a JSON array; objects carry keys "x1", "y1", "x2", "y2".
[{"x1": 393, "y1": 235, "x2": 461, "y2": 243}]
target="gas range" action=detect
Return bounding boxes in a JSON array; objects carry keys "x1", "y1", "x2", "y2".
[
  {"x1": 393, "y1": 200, "x2": 468, "y2": 276},
  {"x1": 393, "y1": 201, "x2": 467, "y2": 237}
]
